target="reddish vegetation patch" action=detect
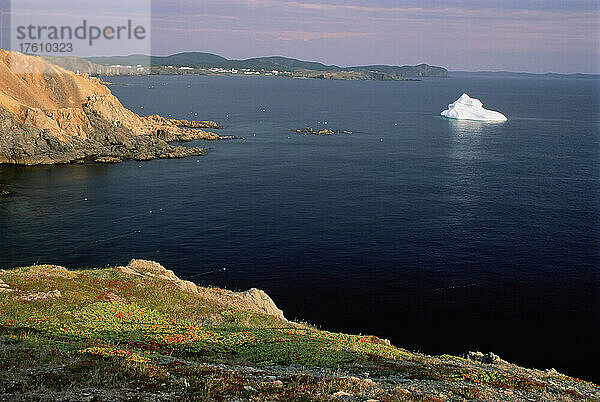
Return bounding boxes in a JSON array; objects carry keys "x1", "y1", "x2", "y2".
[
  {"x1": 459, "y1": 369, "x2": 547, "y2": 391},
  {"x1": 96, "y1": 292, "x2": 127, "y2": 303}
]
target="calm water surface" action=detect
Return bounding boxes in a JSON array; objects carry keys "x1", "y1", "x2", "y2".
[{"x1": 1, "y1": 75, "x2": 599, "y2": 381}]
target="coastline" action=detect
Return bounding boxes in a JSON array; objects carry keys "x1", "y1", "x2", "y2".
[
  {"x1": 0, "y1": 50, "x2": 227, "y2": 166},
  {"x1": 1, "y1": 50, "x2": 598, "y2": 398},
  {"x1": 1, "y1": 260, "x2": 597, "y2": 400},
  {"x1": 42, "y1": 53, "x2": 449, "y2": 81}
]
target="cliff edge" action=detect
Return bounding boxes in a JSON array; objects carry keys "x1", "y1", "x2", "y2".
[
  {"x1": 0, "y1": 260, "x2": 597, "y2": 400},
  {"x1": 0, "y1": 50, "x2": 221, "y2": 165}
]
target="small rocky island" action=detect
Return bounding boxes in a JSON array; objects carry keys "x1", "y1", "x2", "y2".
[
  {"x1": 0, "y1": 50, "x2": 226, "y2": 165},
  {"x1": 296, "y1": 127, "x2": 339, "y2": 136}
]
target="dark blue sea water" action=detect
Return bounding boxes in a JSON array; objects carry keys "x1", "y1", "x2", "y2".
[{"x1": 1, "y1": 75, "x2": 599, "y2": 381}]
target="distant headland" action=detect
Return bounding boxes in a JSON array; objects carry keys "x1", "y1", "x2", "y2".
[
  {"x1": 450, "y1": 70, "x2": 600, "y2": 80},
  {"x1": 42, "y1": 51, "x2": 449, "y2": 80}
]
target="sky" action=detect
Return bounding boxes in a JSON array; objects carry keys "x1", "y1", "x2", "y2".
[
  {"x1": 4, "y1": 0, "x2": 599, "y2": 73},
  {"x1": 149, "y1": 0, "x2": 599, "y2": 73}
]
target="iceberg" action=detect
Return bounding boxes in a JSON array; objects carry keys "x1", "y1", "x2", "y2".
[{"x1": 441, "y1": 93, "x2": 507, "y2": 121}]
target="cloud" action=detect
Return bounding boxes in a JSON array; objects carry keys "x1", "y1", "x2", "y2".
[
  {"x1": 154, "y1": 25, "x2": 371, "y2": 42},
  {"x1": 150, "y1": 0, "x2": 600, "y2": 72}
]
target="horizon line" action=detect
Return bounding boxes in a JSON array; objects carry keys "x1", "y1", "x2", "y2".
[
  {"x1": 94, "y1": 51, "x2": 600, "y2": 76},
  {"x1": 8, "y1": 48, "x2": 598, "y2": 76}
]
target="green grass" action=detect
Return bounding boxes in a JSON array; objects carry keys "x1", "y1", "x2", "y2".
[
  {"x1": 0, "y1": 265, "x2": 412, "y2": 371},
  {"x1": 1, "y1": 263, "x2": 593, "y2": 400}
]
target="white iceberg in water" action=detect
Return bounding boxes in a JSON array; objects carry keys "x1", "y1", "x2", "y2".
[{"x1": 441, "y1": 93, "x2": 507, "y2": 121}]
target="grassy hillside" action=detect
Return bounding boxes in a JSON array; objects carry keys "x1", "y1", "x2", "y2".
[{"x1": 0, "y1": 260, "x2": 597, "y2": 401}]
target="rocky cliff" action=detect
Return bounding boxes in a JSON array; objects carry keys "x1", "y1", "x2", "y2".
[
  {"x1": 0, "y1": 50, "x2": 221, "y2": 165},
  {"x1": 115, "y1": 259, "x2": 287, "y2": 321}
]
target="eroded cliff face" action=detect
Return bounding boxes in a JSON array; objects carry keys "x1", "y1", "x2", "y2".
[{"x1": 0, "y1": 50, "x2": 220, "y2": 165}]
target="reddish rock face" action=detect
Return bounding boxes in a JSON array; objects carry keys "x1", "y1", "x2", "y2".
[{"x1": 0, "y1": 50, "x2": 221, "y2": 165}]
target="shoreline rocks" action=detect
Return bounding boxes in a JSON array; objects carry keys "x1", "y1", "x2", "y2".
[
  {"x1": 167, "y1": 119, "x2": 223, "y2": 130},
  {"x1": 0, "y1": 50, "x2": 227, "y2": 166}
]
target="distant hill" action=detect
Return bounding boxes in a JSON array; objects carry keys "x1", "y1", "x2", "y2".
[
  {"x1": 347, "y1": 63, "x2": 448, "y2": 78},
  {"x1": 85, "y1": 52, "x2": 449, "y2": 78},
  {"x1": 86, "y1": 52, "x2": 228, "y2": 68},
  {"x1": 451, "y1": 71, "x2": 599, "y2": 79},
  {"x1": 41, "y1": 55, "x2": 117, "y2": 75},
  {"x1": 85, "y1": 54, "x2": 152, "y2": 66},
  {"x1": 223, "y1": 56, "x2": 339, "y2": 72}
]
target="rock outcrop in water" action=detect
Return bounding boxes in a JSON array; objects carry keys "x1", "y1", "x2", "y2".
[
  {"x1": 296, "y1": 127, "x2": 339, "y2": 135},
  {"x1": 0, "y1": 50, "x2": 223, "y2": 165}
]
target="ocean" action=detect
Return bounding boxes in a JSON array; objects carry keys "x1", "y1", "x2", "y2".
[{"x1": 1, "y1": 74, "x2": 598, "y2": 381}]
